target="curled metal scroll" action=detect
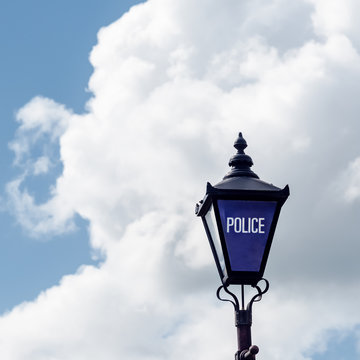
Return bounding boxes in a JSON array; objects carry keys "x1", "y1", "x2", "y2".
[
  {"x1": 216, "y1": 278, "x2": 269, "y2": 313},
  {"x1": 247, "y1": 278, "x2": 269, "y2": 313},
  {"x1": 216, "y1": 284, "x2": 240, "y2": 311}
]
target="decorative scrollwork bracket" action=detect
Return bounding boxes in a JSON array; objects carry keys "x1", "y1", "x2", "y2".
[{"x1": 216, "y1": 279, "x2": 270, "y2": 360}]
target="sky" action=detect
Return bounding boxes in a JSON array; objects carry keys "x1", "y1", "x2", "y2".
[{"x1": 1, "y1": 0, "x2": 360, "y2": 359}]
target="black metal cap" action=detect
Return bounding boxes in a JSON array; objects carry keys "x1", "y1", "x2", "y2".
[
  {"x1": 213, "y1": 132, "x2": 283, "y2": 192},
  {"x1": 195, "y1": 131, "x2": 289, "y2": 217},
  {"x1": 223, "y1": 132, "x2": 259, "y2": 179}
]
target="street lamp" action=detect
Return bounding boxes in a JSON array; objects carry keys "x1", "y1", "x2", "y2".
[{"x1": 195, "y1": 132, "x2": 289, "y2": 359}]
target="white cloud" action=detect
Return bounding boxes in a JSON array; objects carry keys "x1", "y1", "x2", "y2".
[
  {"x1": 5, "y1": 176, "x2": 76, "y2": 236},
  {"x1": 6, "y1": 96, "x2": 75, "y2": 236},
  {"x1": 345, "y1": 158, "x2": 360, "y2": 201},
  {"x1": 333, "y1": 156, "x2": 360, "y2": 203},
  {"x1": 4, "y1": 0, "x2": 360, "y2": 359},
  {"x1": 307, "y1": 0, "x2": 354, "y2": 36},
  {"x1": 10, "y1": 96, "x2": 71, "y2": 165},
  {"x1": 33, "y1": 156, "x2": 51, "y2": 175}
]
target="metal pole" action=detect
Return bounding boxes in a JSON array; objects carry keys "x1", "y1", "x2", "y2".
[{"x1": 235, "y1": 308, "x2": 253, "y2": 359}]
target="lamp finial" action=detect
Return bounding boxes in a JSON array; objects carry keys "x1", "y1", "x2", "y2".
[{"x1": 223, "y1": 132, "x2": 259, "y2": 179}]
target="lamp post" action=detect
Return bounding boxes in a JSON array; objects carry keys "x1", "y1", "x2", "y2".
[{"x1": 195, "y1": 132, "x2": 289, "y2": 359}]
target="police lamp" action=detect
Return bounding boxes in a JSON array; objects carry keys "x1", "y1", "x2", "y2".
[{"x1": 195, "y1": 132, "x2": 289, "y2": 287}]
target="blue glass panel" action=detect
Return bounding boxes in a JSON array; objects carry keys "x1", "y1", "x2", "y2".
[{"x1": 217, "y1": 200, "x2": 277, "y2": 272}]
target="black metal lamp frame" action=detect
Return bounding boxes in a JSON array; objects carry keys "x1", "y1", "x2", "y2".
[
  {"x1": 196, "y1": 132, "x2": 289, "y2": 286},
  {"x1": 198, "y1": 184, "x2": 288, "y2": 286},
  {"x1": 196, "y1": 132, "x2": 289, "y2": 360}
]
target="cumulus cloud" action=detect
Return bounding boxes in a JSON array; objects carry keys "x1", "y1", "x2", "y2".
[{"x1": 3, "y1": 0, "x2": 360, "y2": 359}]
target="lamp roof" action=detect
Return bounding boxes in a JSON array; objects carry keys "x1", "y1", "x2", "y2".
[{"x1": 215, "y1": 132, "x2": 280, "y2": 192}]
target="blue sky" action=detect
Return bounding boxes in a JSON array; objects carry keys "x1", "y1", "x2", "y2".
[
  {"x1": 0, "y1": 0, "x2": 143, "y2": 311},
  {"x1": 1, "y1": 1, "x2": 360, "y2": 359}
]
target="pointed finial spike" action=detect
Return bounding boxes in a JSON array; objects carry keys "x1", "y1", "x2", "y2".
[
  {"x1": 223, "y1": 132, "x2": 259, "y2": 179},
  {"x1": 233, "y1": 132, "x2": 247, "y2": 153}
]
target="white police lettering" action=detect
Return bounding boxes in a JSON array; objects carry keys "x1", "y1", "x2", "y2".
[{"x1": 226, "y1": 217, "x2": 265, "y2": 234}]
